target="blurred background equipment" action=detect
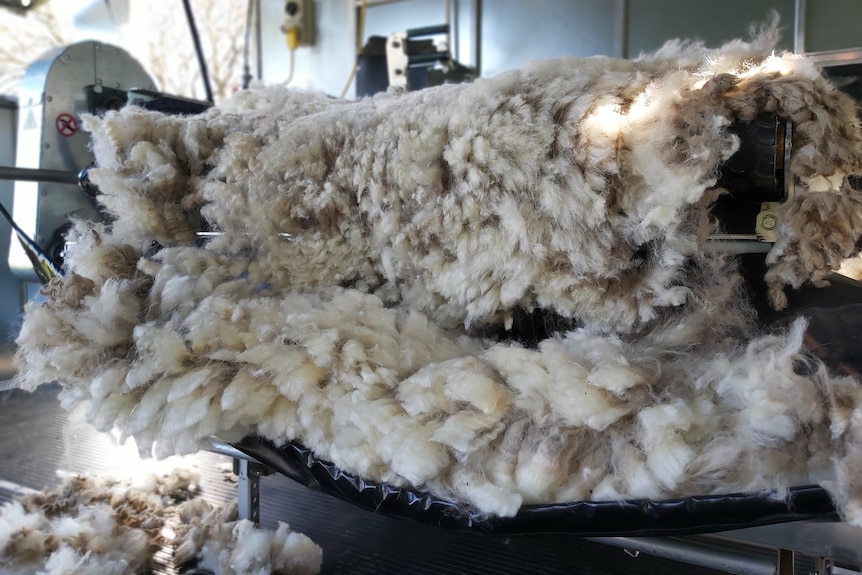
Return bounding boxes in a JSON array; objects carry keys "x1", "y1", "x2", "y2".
[{"x1": 0, "y1": 0, "x2": 48, "y2": 13}]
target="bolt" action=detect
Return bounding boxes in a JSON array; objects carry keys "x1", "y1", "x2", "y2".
[
  {"x1": 392, "y1": 41, "x2": 401, "y2": 49},
  {"x1": 395, "y1": 68, "x2": 404, "y2": 76},
  {"x1": 95, "y1": 44, "x2": 101, "y2": 51},
  {"x1": 46, "y1": 95, "x2": 52, "y2": 102},
  {"x1": 40, "y1": 189, "x2": 46, "y2": 196},
  {"x1": 96, "y1": 78, "x2": 103, "y2": 85},
  {"x1": 43, "y1": 142, "x2": 50, "y2": 149},
  {"x1": 114, "y1": 82, "x2": 120, "y2": 88},
  {"x1": 761, "y1": 214, "x2": 777, "y2": 230},
  {"x1": 61, "y1": 54, "x2": 71, "y2": 62}
]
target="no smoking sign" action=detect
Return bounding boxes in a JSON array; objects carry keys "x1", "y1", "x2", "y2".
[{"x1": 55, "y1": 113, "x2": 78, "y2": 137}]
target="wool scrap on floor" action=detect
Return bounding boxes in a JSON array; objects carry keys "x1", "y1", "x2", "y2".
[{"x1": 0, "y1": 470, "x2": 322, "y2": 574}]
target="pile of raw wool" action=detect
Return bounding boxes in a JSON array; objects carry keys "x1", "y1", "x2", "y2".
[
  {"x1": 15, "y1": 23, "x2": 862, "y2": 522},
  {"x1": 0, "y1": 469, "x2": 322, "y2": 574}
]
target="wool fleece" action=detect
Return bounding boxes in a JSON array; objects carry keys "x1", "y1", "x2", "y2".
[
  {"x1": 15, "y1": 27, "x2": 862, "y2": 522},
  {"x1": 0, "y1": 470, "x2": 322, "y2": 574}
]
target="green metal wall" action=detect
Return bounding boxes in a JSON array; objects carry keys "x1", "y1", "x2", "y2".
[
  {"x1": 626, "y1": 0, "x2": 796, "y2": 57},
  {"x1": 805, "y1": 0, "x2": 862, "y2": 53}
]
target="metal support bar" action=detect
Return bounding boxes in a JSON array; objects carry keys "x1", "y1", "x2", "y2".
[
  {"x1": 614, "y1": 0, "x2": 628, "y2": 58},
  {"x1": 777, "y1": 548, "x2": 795, "y2": 575},
  {"x1": 814, "y1": 557, "x2": 833, "y2": 575},
  {"x1": 206, "y1": 438, "x2": 258, "y2": 461},
  {"x1": 0, "y1": 166, "x2": 78, "y2": 185},
  {"x1": 586, "y1": 537, "x2": 775, "y2": 575},
  {"x1": 471, "y1": 0, "x2": 481, "y2": 76},
  {"x1": 794, "y1": 0, "x2": 806, "y2": 54},
  {"x1": 234, "y1": 457, "x2": 271, "y2": 525},
  {"x1": 206, "y1": 438, "x2": 273, "y2": 525}
]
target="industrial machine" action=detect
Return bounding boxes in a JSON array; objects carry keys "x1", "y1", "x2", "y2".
[
  {"x1": 2, "y1": 40, "x2": 210, "y2": 284},
  {"x1": 1, "y1": 5, "x2": 861, "y2": 575}
]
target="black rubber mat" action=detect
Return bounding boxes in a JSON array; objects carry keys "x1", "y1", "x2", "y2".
[{"x1": 0, "y1": 384, "x2": 740, "y2": 574}]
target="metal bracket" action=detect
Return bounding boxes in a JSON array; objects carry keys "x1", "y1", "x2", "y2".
[
  {"x1": 233, "y1": 457, "x2": 272, "y2": 525},
  {"x1": 386, "y1": 32, "x2": 409, "y2": 89},
  {"x1": 755, "y1": 202, "x2": 781, "y2": 243}
]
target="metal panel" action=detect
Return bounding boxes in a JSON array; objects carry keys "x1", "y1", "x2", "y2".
[
  {"x1": 9, "y1": 41, "x2": 155, "y2": 280},
  {"x1": 480, "y1": 0, "x2": 616, "y2": 76},
  {"x1": 626, "y1": 0, "x2": 795, "y2": 58},
  {"x1": 804, "y1": 0, "x2": 862, "y2": 54},
  {"x1": 0, "y1": 97, "x2": 20, "y2": 343}
]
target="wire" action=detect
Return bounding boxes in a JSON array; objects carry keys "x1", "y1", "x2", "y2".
[
  {"x1": 242, "y1": 0, "x2": 255, "y2": 89},
  {"x1": 338, "y1": 0, "x2": 367, "y2": 99},
  {"x1": 181, "y1": 0, "x2": 215, "y2": 104},
  {"x1": 282, "y1": 27, "x2": 298, "y2": 85}
]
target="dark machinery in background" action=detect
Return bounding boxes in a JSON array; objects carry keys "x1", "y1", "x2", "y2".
[
  {"x1": 356, "y1": 24, "x2": 474, "y2": 97},
  {"x1": 0, "y1": 0, "x2": 48, "y2": 13}
]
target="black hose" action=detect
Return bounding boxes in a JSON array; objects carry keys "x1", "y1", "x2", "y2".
[{"x1": 181, "y1": 0, "x2": 215, "y2": 104}]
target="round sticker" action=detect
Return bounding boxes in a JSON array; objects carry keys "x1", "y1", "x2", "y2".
[{"x1": 55, "y1": 113, "x2": 78, "y2": 137}]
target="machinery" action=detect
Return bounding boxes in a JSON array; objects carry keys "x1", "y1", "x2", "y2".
[
  {"x1": 356, "y1": 24, "x2": 474, "y2": 97},
  {"x1": 7, "y1": 41, "x2": 156, "y2": 280},
  {"x1": 1, "y1": 40, "x2": 209, "y2": 283},
  {"x1": 1, "y1": 7, "x2": 862, "y2": 575}
]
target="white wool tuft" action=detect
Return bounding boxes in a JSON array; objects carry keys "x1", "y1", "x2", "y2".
[
  {"x1": 14, "y1": 25, "x2": 862, "y2": 523},
  {"x1": 196, "y1": 520, "x2": 322, "y2": 575}
]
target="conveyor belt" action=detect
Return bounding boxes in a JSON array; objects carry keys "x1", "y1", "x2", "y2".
[{"x1": 0, "y1": 384, "x2": 739, "y2": 574}]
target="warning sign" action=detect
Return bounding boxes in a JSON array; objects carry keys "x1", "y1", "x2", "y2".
[{"x1": 55, "y1": 113, "x2": 78, "y2": 137}]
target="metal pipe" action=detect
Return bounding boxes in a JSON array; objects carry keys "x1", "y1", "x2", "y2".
[
  {"x1": 452, "y1": 0, "x2": 460, "y2": 62},
  {"x1": 586, "y1": 537, "x2": 775, "y2": 575},
  {"x1": 794, "y1": 0, "x2": 806, "y2": 54},
  {"x1": 472, "y1": 0, "x2": 481, "y2": 76},
  {"x1": 614, "y1": 0, "x2": 628, "y2": 58},
  {"x1": 355, "y1": 0, "x2": 409, "y2": 6},
  {"x1": 181, "y1": 0, "x2": 215, "y2": 104},
  {"x1": 0, "y1": 166, "x2": 78, "y2": 185},
  {"x1": 205, "y1": 438, "x2": 260, "y2": 462},
  {"x1": 254, "y1": 0, "x2": 263, "y2": 81}
]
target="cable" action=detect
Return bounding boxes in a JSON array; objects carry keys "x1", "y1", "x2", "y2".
[
  {"x1": 338, "y1": 0, "x2": 367, "y2": 99},
  {"x1": 181, "y1": 0, "x2": 215, "y2": 104},
  {"x1": 283, "y1": 26, "x2": 298, "y2": 85},
  {"x1": 242, "y1": 0, "x2": 255, "y2": 89}
]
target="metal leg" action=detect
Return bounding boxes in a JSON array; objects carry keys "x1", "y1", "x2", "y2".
[
  {"x1": 777, "y1": 548, "x2": 795, "y2": 575},
  {"x1": 814, "y1": 557, "x2": 833, "y2": 575},
  {"x1": 233, "y1": 457, "x2": 271, "y2": 525}
]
